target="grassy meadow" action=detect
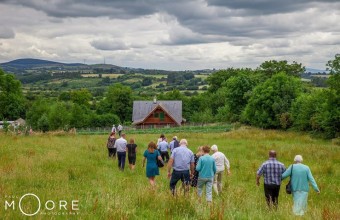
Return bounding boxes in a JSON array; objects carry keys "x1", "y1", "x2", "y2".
[{"x1": 0, "y1": 128, "x2": 339, "y2": 219}]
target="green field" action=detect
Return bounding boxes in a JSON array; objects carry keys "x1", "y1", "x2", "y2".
[{"x1": 0, "y1": 128, "x2": 339, "y2": 219}]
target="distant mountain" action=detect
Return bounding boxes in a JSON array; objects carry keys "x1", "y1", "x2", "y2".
[
  {"x1": 305, "y1": 68, "x2": 327, "y2": 73},
  {"x1": 0, "y1": 58, "x2": 216, "y2": 76},
  {"x1": 1, "y1": 58, "x2": 86, "y2": 71}
]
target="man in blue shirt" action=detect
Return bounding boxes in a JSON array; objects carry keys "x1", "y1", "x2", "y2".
[
  {"x1": 256, "y1": 150, "x2": 286, "y2": 208},
  {"x1": 167, "y1": 139, "x2": 195, "y2": 195},
  {"x1": 158, "y1": 139, "x2": 170, "y2": 163}
]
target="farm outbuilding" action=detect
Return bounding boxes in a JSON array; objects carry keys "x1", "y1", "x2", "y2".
[{"x1": 132, "y1": 99, "x2": 184, "y2": 128}]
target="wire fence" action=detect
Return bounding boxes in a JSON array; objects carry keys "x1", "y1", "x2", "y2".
[{"x1": 77, "y1": 123, "x2": 235, "y2": 135}]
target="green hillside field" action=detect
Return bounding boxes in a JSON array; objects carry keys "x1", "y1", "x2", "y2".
[{"x1": 0, "y1": 128, "x2": 339, "y2": 219}]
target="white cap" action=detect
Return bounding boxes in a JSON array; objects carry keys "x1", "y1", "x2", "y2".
[
  {"x1": 211, "y1": 145, "x2": 218, "y2": 151},
  {"x1": 173, "y1": 136, "x2": 177, "y2": 140}
]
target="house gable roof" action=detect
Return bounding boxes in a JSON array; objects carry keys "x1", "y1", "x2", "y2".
[{"x1": 132, "y1": 100, "x2": 182, "y2": 125}]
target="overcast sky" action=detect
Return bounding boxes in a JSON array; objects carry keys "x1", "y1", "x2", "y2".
[{"x1": 0, "y1": 0, "x2": 339, "y2": 70}]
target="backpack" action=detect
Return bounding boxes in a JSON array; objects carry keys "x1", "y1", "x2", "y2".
[{"x1": 173, "y1": 140, "x2": 179, "y2": 148}]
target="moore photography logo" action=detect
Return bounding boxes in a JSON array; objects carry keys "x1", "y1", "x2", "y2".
[{"x1": 2, "y1": 193, "x2": 79, "y2": 216}]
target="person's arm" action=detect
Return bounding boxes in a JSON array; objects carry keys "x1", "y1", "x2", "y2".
[
  {"x1": 256, "y1": 175, "x2": 261, "y2": 186},
  {"x1": 167, "y1": 158, "x2": 174, "y2": 179},
  {"x1": 135, "y1": 146, "x2": 137, "y2": 154},
  {"x1": 142, "y1": 157, "x2": 146, "y2": 167},
  {"x1": 281, "y1": 165, "x2": 292, "y2": 180},
  {"x1": 256, "y1": 164, "x2": 264, "y2": 186},
  {"x1": 213, "y1": 160, "x2": 217, "y2": 175},
  {"x1": 196, "y1": 158, "x2": 202, "y2": 172},
  {"x1": 190, "y1": 162, "x2": 195, "y2": 178},
  {"x1": 307, "y1": 167, "x2": 320, "y2": 193},
  {"x1": 224, "y1": 156, "x2": 231, "y2": 175}
]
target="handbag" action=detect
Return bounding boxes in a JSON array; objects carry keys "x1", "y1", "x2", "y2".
[
  {"x1": 285, "y1": 165, "x2": 293, "y2": 194},
  {"x1": 156, "y1": 155, "x2": 164, "y2": 168}
]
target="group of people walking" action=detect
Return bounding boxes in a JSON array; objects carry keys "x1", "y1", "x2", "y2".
[{"x1": 106, "y1": 132, "x2": 320, "y2": 216}]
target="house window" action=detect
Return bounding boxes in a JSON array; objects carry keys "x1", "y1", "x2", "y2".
[
  {"x1": 160, "y1": 112, "x2": 165, "y2": 121},
  {"x1": 154, "y1": 112, "x2": 159, "y2": 118}
]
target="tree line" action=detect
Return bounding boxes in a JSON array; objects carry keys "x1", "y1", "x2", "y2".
[{"x1": 0, "y1": 55, "x2": 339, "y2": 138}]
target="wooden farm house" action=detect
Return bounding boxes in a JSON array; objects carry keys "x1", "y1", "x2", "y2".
[{"x1": 132, "y1": 99, "x2": 184, "y2": 128}]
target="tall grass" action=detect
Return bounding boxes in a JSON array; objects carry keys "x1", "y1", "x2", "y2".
[{"x1": 0, "y1": 128, "x2": 339, "y2": 219}]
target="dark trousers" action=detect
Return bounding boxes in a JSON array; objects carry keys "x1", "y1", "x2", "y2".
[
  {"x1": 117, "y1": 152, "x2": 126, "y2": 170},
  {"x1": 170, "y1": 170, "x2": 190, "y2": 195},
  {"x1": 264, "y1": 184, "x2": 280, "y2": 208},
  {"x1": 108, "y1": 148, "x2": 116, "y2": 158},
  {"x1": 161, "y1": 151, "x2": 169, "y2": 163}
]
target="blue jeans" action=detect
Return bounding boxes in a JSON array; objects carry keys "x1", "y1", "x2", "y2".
[
  {"x1": 197, "y1": 177, "x2": 213, "y2": 202},
  {"x1": 169, "y1": 170, "x2": 190, "y2": 194},
  {"x1": 117, "y1": 152, "x2": 126, "y2": 170}
]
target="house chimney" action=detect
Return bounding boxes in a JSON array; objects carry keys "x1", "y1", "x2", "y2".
[{"x1": 153, "y1": 96, "x2": 157, "y2": 104}]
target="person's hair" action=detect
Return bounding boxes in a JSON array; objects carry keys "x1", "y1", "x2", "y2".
[
  {"x1": 121, "y1": 133, "x2": 126, "y2": 137},
  {"x1": 148, "y1": 141, "x2": 156, "y2": 153},
  {"x1": 160, "y1": 134, "x2": 165, "y2": 138},
  {"x1": 196, "y1": 146, "x2": 204, "y2": 156},
  {"x1": 294, "y1": 155, "x2": 303, "y2": 162},
  {"x1": 179, "y1": 139, "x2": 188, "y2": 146},
  {"x1": 211, "y1": 144, "x2": 218, "y2": 151},
  {"x1": 269, "y1": 150, "x2": 277, "y2": 158},
  {"x1": 129, "y1": 138, "x2": 135, "y2": 144},
  {"x1": 202, "y1": 145, "x2": 210, "y2": 153},
  {"x1": 110, "y1": 132, "x2": 115, "y2": 136},
  {"x1": 173, "y1": 136, "x2": 177, "y2": 140}
]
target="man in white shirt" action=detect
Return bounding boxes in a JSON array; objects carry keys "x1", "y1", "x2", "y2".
[
  {"x1": 114, "y1": 133, "x2": 127, "y2": 171},
  {"x1": 117, "y1": 124, "x2": 123, "y2": 136},
  {"x1": 211, "y1": 144, "x2": 230, "y2": 195},
  {"x1": 111, "y1": 124, "x2": 116, "y2": 133}
]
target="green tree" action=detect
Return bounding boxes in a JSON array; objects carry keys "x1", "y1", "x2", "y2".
[
  {"x1": 103, "y1": 84, "x2": 132, "y2": 123},
  {"x1": 243, "y1": 73, "x2": 302, "y2": 129},
  {"x1": 326, "y1": 54, "x2": 340, "y2": 74},
  {"x1": 291, "y1": 90, "x2": 326, "y2": 131},
  {"x1": 258, "y1": 60, "x2": 305, "y2": 78},
  {"x1": 0, "y1": 69, "x2": 26, "y2": 119},
  {"x1": 206, "y1": 68, "x2": 240, "y2": 93},
  {"x1": 48, "y1": 102, "x2": 71, "y2": 130},
  {"x1": 220, "y1": 74, "x2": 258, "y2": 122},
  {"x1": 69, "y1": 103, "x2": 91, "y2": 128},
  {"x1": 26, "y1": 99, "x2": 51, "y2": 129},
  {"x1": 70, "y1": 89, "x2": 92, "y2": 107},
  {"x1": 37, "y1": 113, "x2": 49, "y2": 132}
]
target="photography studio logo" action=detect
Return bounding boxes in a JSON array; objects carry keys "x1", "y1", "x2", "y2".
[{"x1": 3, "y1": 193, "x2": 79, "y2": 216}]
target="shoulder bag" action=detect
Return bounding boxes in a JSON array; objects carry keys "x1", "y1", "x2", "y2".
[
  {"x1": 156, "y1": 153, "x2": 164, "y2": 168},
  {"x1": 285, "y1": 165, "x2": 293, "y2": 194}
]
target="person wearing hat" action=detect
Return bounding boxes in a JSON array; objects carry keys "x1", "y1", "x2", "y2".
[
  {"x1": 282, "y1": 155, "x2": 320, "y2": 216},
  {"x1": 211, "y1": 144, "x2": 230, "y2": 195}
]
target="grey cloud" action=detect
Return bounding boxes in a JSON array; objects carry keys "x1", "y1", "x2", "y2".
[
  {"x1": 91, "y1": 39, "x2": 129, "y2": 51},
  {"x1": 0, "y1": 27, "x2": 15, "y2": 39},
  {"x1": 206, "y1": 0, "x2": 340, "y2": 15},
  {"x1": 4, "y1": 0, "x2": 157, "y2": 18}
]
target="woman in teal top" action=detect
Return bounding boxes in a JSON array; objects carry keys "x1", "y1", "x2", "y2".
[
  {"x1": 282, "y1": 155, "x2": 320, "y2": 216},
  {"x1": 196, "y1": 145, "x2": 217, "y2": 202},
  {"x1": 143, "y1": 142, "x2": 163, "y2": 186}
]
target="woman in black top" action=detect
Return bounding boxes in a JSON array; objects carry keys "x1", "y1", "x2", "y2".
[
  {"x1": 191, "y1": 146, "x2": 203, "y2": 187},
  {"x1": 106, "y1": 132, "x2": 116, "y2": 159},
  {"x1": 127, "y1": 138, "x2": 137, "y2": 170}
]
